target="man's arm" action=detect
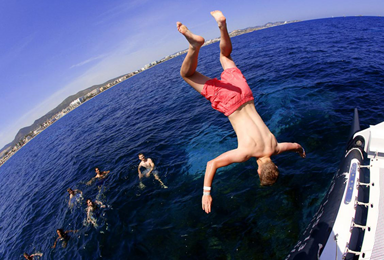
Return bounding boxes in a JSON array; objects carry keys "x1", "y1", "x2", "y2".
[
  {"x1": 86, "y1": 177, "x2": 96, "y2": 185},
  {"x1": 95, "y1": 200, "x2": 105, "y2": 208},
  {"x1": 276, "y1": 142, "x2": 306, "y2": 158},
  {"x1": 138, "y1": 164, "x2": 143, "y2": 179},
  {"x1": 52, "y1": 237, "x2": 59, "y2": 248},
  {"x1": 102, "y1": 171, "x2": 110, "y2": 177},
  {"x1": 202, "y1": 149, "x2": 249, "y2": 214},
  {"x1": 65, "y1": 230, "x2": 78, "y2": 234}
]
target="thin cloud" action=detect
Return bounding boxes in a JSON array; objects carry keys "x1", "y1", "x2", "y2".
[
  {"x1": 94, "y1": 0, "x2": 151, "y2": 26},
  {"x1": 70, "y1": 54, "x2": 108, "y2": 69}
]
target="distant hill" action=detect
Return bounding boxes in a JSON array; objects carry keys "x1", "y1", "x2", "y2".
[{"x1": 0, "y1": 76, "x2": 122, "y2": 154}]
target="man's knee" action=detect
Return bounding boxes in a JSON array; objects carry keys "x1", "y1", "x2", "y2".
[
  {"x1": 220, "y1": 54, "x2": 233, "y2": 63},
  {"x1": 220, "y1": 55, "x2": 236, "y2": 70}
]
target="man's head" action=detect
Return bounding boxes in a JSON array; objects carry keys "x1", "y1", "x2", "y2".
[
  {"x1": 257, "y1": 159, "x2": 279, "y2": 186},
  {"x1": 95, "y1": 167, "x2": 100, "y2": 174},
  {"x1": 56, "y1": 229, "x2": 65, "y2": 237},
  {"x1": 138, "y1": 153, "x2": 146, "y2": 161},
  {"x1": 67, "y1": 188, "x2": 74, "y2": 195}
]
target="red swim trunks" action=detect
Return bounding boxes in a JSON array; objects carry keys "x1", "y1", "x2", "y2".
[{"x1": 201, "y1": 67, "x2": 254, "y2": 116}]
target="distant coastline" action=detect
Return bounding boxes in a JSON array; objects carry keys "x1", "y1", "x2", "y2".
[{"x1": 0, "y1": 19, "x2": 300, "y2": 167}]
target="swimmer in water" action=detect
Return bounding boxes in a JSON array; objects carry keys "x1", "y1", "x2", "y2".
[
  {"x1": 86, "y1": 199, "x2": 106, "y2": 226},
  {"x1": 52, "y1": 228, "x2": 77, "y2": 248},
  {"x1": 23, "y1": 252, "x2": 42, "y2": 260},
  {"x1": 177, "y1": 11, "x2": 306, "y2": 214},
  {"x1": 67, "y1": 188, "x2": 82, "y2": 207},
  {"x1": 138, "y1": 153, "x2": 168, "y2": 188},
  {"x1": 86, "y1": 167, "x2": 110, "y2": 186}
]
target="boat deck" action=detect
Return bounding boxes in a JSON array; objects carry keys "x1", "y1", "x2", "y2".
[
  {"x1": 354, "y1": 121, "x2": 384, "y2": 259},
  {"x1": 284, "y1": 114, "x2": 384, "y2": 260}
]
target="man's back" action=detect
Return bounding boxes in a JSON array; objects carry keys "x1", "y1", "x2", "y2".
[{"x1": 228, "y1": 101, "x2": 278, "y2": 158}]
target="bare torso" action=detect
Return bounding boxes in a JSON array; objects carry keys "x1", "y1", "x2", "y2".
[
  {"x1": 139, "y1": 158, "x2": 154, "y2": 169},
  {"x1": 228, "y1": 101, "x2": 278, "y2": 158},
  {"x1": 95, "y1": 171, "x2": 109, "y2": 179}
]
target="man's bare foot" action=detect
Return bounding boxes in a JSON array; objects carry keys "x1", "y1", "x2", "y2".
[
  {"x1": 210, "y1": 10, "x2": 226, "y2": 28},
  {"x1": 176, "y1": 22, "x2": 204, "y2": 49}
]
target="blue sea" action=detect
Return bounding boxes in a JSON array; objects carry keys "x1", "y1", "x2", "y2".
[{"x1": 1, "y1": 16, "x2": 384, "y2": 260}]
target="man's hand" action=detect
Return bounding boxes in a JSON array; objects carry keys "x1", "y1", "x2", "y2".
[
  {"x1": 297, "y1": 146, "x2": 306, "y2": 158},
  {"x1": 202, "y1": 194, "x2": 212, "y2": 214}
]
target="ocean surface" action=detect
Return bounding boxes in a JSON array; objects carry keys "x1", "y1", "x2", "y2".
[{"x1": 1, "y1": 16, "x2": 384, "y2": 260}]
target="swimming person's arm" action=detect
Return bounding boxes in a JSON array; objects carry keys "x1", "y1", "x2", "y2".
[
  {"x1": 86, "y1": 177, "x2": 96, "y2": 186},
  {"x1": 52, "y1": 237, "x2": 59, "y2": 248},
  {"x1": 95, "y1": 200, "x2": 105, "y2": 208},
  {"x1": 202, "y1": 149, "x2": 249, "y2": 214},
  {"x1": 66, "y1": 230, "x2": 78, "y2": 234},
  {"x1": 138, "y1": 164, "x2": 143, "y2": 179},
  {"x1": 276, "y1": 142, "x2": 306, "y2": 158}
]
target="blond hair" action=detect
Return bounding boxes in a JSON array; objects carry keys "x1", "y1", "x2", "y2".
[{"x1": 259, "y1": 160, "x2": 279, "y2": 186}]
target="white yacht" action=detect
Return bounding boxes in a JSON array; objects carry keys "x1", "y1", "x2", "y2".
[{"x1": 286, "y1": 109, "x2": 384, "y2": 260}]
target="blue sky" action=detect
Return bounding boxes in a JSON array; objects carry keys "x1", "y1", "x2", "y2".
[{"x1": 0, "y1": 0, "x2": 383, "y2": 149}]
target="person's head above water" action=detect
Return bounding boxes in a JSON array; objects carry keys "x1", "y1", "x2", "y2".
[
  {"x1": 138, "y1": 153, "x2": 146, "y2": 161},
  {"x1": 56, "y1": 229, "x2": 65, "y2": 238},
  {"x1": 67, "y1": 188, "x2": 74, "y2": 195},
  {"x1": 95, "y1": 167, "x2": 100, "y2": 174},
  {"x1": 23, "y1": 253, "x2": 32, "y2": 260},
  {"x1": 257, "y1": 158, "x2": 279, "y2": 186},
  {"x1": 86, "y1": 199, "x2": 96, "y2": 208}
]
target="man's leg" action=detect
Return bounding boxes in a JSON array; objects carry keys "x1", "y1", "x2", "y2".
[
  {"x1": 211, "y1": 11, "x2": 237, "y2": 70},
  {"x1": 153, "y1": 174, "x2": 168, "y2": 188},
  {"x1": 177, "y1": 22, "x2": 211, "y2": 94}
]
